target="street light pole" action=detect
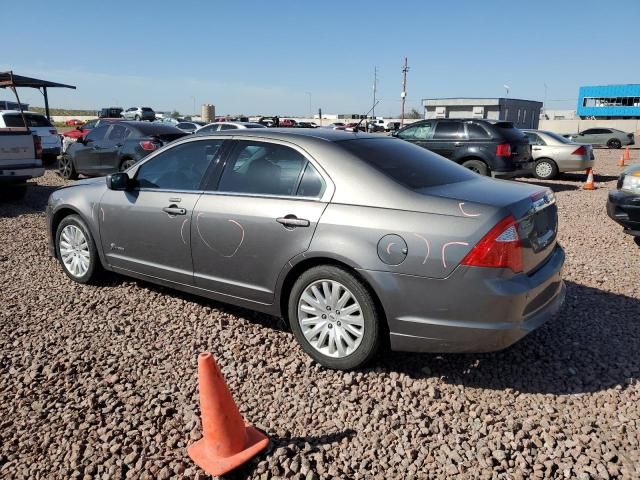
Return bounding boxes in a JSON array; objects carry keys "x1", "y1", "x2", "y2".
[
  {"x1": 372, "y1": 66, "x2": 378, "y2": 121},
  {"x1": 305, "y1": 92, "x2": 312, "y2": 119},
  {"x1": 400, "y1": 57, "x2": 409, "y2": 127}
]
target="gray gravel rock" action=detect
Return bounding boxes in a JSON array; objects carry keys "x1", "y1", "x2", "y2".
[{"x1": 1, "y1": 152, "x2": 639, "y2": 479}]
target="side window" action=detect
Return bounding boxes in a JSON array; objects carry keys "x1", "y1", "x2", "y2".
[
  {"x1": 218, "y1": 141, "x2": 307, "y2": 196},
  {"x1": 525, "y1": 132, "x2": 545, "y2": 145},
  {"x1": 219, "y1": 124, "x2": 236, "y2": 130},
  {"x1": 135, "y1": 140, "x2": 222, "y2": 191},
  {"x1": 198, "y1": 125, "x2": 217, "y2": 134},
  {"x1": 398, "y1": 123, "x2": 432, "y2": 140},
  {"x1": 466, "y1": 123, "x2": 491, "y2": 139},
  {"x1": 107, "y1": 124, "x2": 127, "y2": 142},
  {"x1": 84, "y1": 120, "x2": 98, "y2": 129},
  {"x1": 433, "y1": 122, "x2": 463, "y2": 140},
  {"x1": 86, "y1": 125, "x2": 110, "y2": 142},
  {"x1": 297, "y1": 163, "x2": 325, "y2": 198}
]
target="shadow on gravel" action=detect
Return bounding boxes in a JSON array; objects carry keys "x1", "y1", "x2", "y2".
[
  {"x1": 525, "y1": 180, "x2": 580, "y2": 193},
  {"x1": 379, "y1": 281, "x2": 640, "y2": 395},
  {"x1": 0, "y1": 183, "x2": 59, "y2": 218},
  {"x1": 226, "y1": 429, "x2": 357, "y2": 480}
]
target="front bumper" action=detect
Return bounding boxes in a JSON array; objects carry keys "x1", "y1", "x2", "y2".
[
  {"x1": 361, "y1": 244, "x2": 566, "y2": 353},
  {"x1": 607, "y1": 189, "x2": 640, "y2": 235}
]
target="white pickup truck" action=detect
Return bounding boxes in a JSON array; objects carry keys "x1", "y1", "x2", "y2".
[{"x1": 0, "y1": 127, "x2": 44, "y2": 198}]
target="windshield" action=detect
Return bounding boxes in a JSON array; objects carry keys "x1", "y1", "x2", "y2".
[
  {"x1": 543, "y1": 131, "x2": 574, "y2": 144},
  {"x1": 492, "y1": 121, "x2": 527, "y2": 142},
  {"x1": 340, "y1": 137, "x2": 476, "y2": 189}
]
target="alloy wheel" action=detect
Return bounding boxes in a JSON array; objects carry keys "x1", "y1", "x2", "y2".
[
  {"x1": 59, "y1": 225, "x2": 90, "y2": 278},
  {"x1": 297, "y1": 279, "x2": 365, "y2": 358},
  {"x1": 59, "y1": 157, "x2": 72, "y2": 178},
  {"x1": 536, "y1": 161, "x2": 553, "y2": 179}
]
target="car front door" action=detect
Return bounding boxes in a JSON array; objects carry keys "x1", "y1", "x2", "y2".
[
  {"x1": 99, "y1": 138, "x2": 224, "y2": 285},
  {"x1": 75, "y1": 125, "x2": 110, "y2": 174},
  {"x1": 191, "y1": 139, "x2": 330, "y2": 303},
  {"x1": 428, "y1": 121, "x2": 463, "y2": 158},
  {"x1": 97, "y1": 124, "x2": 129, "y2": 173},
  {"x1": 577, "y1": 128, "x2": 598, "y2": 145}
]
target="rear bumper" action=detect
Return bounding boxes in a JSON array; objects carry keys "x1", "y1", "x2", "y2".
[
  {"x1": 361, "y1": 244, "x2": 566, "y2": 353},
  {"x1": 558, "y1": 158, "x2": 595, "y2": 172},
  {"x1": 42, "y1": 147, "x2": 61, "y2": 156},
  {"x1": 493, "y1": 160, "x2": 535, "y2": 178},
  {"x1": 0, "y1": 166, "x2": 45, "y2": 183},
  {"x1": 607, "y1": 189, "x2": 640, "y2": 235}
]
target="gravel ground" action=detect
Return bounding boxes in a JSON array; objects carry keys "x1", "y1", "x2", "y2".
[{"x1": 1, "y1": 150, "x2": 639, "y2": 480}]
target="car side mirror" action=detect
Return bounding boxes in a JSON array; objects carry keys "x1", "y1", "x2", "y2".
[
  {"x1": 391, "y1": 131, "x2": 398, "y2": 137},
  {"x1": 106, "y1": 172, "x2": 131, "y2": 191}
]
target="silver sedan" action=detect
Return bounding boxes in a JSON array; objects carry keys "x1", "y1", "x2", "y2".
[
  {"x1": 46, "y1": 130, "x2": 565, "y2": 369},
  {"x1": 523, "y1": 129, "x2": 595, "y2": 180}
]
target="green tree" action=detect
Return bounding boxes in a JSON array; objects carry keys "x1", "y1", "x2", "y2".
[
  {"x1": 406, "y1": 108, "x2": 421, "y2": 119},
  {"x1": 170, "y1": 110, "x2": 181, "y2": 118}
]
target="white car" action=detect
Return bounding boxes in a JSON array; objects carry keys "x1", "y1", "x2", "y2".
[
  {"x1": 195, "y1": 122, "x2": 267, "y2": 134},
  {"x1": 0, "y1": 110, "x2": 61, "y2": 163}
]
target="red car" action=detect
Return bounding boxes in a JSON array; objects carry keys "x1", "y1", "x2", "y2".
[
  {"x1": 65, "y1": 119, "x2": 83, "y2": 126},
  {"x1": 279, "y1": 119, "x2": 297, "y2": 128},
  {"x1": 61, "y1": 118, "x2": 123, "y2": 152}
]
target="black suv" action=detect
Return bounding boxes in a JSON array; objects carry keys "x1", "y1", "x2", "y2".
[
  {"x1": 393, "y1": 118, "x2": 533, "y2": 177},
  {"x1": 98, "y1": 107, "x2": 123, "y2": 118}
]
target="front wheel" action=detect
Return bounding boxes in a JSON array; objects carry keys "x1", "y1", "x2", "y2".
[
  {"x1": 58, "y1": 155, "x2": 78, "y2": 180},
  {"x1": 607, "y1": 139, "x2": 622, "y2": 149},
  {"x1": 534, "y1": 158, "x2": 558, "y2": 180},
  {"x1": 135, "y1": 115, "x2": 141, "y2": 121},
  {"x1": 120, "y1": 158, "x2": 136, "y2": 171},
  {"x1": 55, "y1": 215, "x2": 100, "y2": 284},
  {"x1": 462, "y1": 159, "x2": 489, "y2": 176},
  {"x1": 288, "y1": 265, "x2": 381, "y2": 370}
]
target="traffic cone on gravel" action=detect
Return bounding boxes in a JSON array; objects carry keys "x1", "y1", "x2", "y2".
[
  {"x1": 582, "y1": 168, "x2": 596, "y2": 190},
  {"x1": 624, "y1": 146, "x2": 631, "y2": 163},
  {"x1": 618, "y1": 154, "x2": 626, "y2": 167},
  {"x1": 188, "y1": 352, "x2": 269, "y2": 476}
]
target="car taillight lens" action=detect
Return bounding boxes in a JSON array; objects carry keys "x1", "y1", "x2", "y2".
[
  {"x1": 461, "y1": 215, "x2": 523, "y2": 273},
  {"x1": 495, "y1": 143, "x2": 511, "y2": 157},
  {"x1": 571, "y1": 146, "x2": 586, "y2": 156},
  {"x1": 139, "y1": 140, "x2": 158, "y2": 151},
  {"x1": 33, "y1": 135, "x2": 42, "y2": 159}
]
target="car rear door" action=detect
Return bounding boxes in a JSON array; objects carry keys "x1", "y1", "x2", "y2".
[
  {"x1": 428, "y1": 121, "x2": 463, "y2": 158},
  {"x1": 99, "y1": 138, "x2": 224, "y2": 284},
  {"x1": 75, "y1": 125, "x2": 110, "y2": 174},
  {"x1": 98, "y1": 124, "x2": 129, "y2": 173},
  {"x1": 191, "y1": 139, "x2": 330, "y2": 303}
]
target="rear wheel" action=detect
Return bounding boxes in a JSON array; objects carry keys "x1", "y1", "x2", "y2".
[
  {"x1": 135, "y1": 115, "x2": 141, "y2": 121},
  {"x1": 462, "y1": 159, "x2": 489, "y2": 176},
  {"x1": 58, "y1": 155, "x2": 78, "y2": 180},
  {"x1": 607, "y1": 139, "x2": 622, "y2": 149},
  {"x1": 534, "y1": 158, "x2": 558, "y2": 180},
  {"x1": 288, "y1": 265, "x2": 381, "y2": 370},
  {"x1": 55, "y1": 215, "x2": 100, "y2": 284}
]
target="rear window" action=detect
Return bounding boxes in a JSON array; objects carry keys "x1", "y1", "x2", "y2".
[
  {"x1": 341, "y1": 138, "x2": 476, "y2": 189},
  {"x1": 543, "y1": 131, "x2": 573, "y2": 144},
  {"x1": 141, "y1": 108, "x2": 154, "y2": 112},
  {"x1": 133, "y1": 123, "x2": 185, "y2": 135},
  {"x1": 3, "y1": 113, "x2": 52, "y2": 128},
  {"x1": 490, "y1": 122, "x2": 527, "y2": 142}
]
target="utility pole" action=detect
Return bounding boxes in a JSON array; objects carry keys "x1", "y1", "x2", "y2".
[
  {"x1": 400, "y1": 57, "x2": 409, "y2": 127},
  {"x1": 372, "y1": 66, "x2": 378, "y2": 121}
]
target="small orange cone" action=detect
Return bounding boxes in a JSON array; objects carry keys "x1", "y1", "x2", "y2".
[
  {"x1": 624, "y1": 146, "x2": 631, "y2": 163},
  {"x1": 618, "y1": 154, "x2": 626, "y2": 167},
  {"x1": 582, "y1": 168, "x2": 596, "y2": 190},
  {"x1": 188, "y1": 352, "x2": 269, "y2": 476}
]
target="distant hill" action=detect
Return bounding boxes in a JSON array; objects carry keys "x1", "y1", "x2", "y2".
[{"x1": 30, "y1": 107, "x2": 96, "y2": 116}]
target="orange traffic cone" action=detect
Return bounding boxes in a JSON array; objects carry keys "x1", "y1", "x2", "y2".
[
  {"x1": 618, "y1": 154, "x2": 626, "y2": 167},
  {"x1": 624, "y1": 146, "x2": 631, "y2": 163},
  {"x1": 582, "y1": 168, "x2": 596, "y2": 190},
  {"x1": 188, "y1": 352, "x2": 269, "y2": 476}
]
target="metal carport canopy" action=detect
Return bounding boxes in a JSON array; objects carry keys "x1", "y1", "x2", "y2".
[{"x1": 0, "y1": 71, "x2": 76, "y2": 120}]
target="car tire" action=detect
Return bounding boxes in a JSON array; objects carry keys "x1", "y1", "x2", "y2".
[
  {"x1": 288, "y1": 265, "x2": 381, "y2": 370},
  {"x1": 120, "y1": 158, "x2": 136, "y2": 171},
  {"x1": 462, "y1": 159, "x2": 489, "y2": 176},
  {"x1": 58, "y1": 155, "x2": 78, "y2": 180},
  {"x1": 55, "y1": 214, "x2": 101, "y2": 284},
  {"x1": 0, "y1": 184, "x2": 27, "y2": 200},
  {"x1": 607, "y1": 139, "x2": 622, "y2": 149},
  {"x1": 533, "y1": 158, "x2": 558, "y2": 180},
  {"x1": 135, "y1": 115, "x2": 141, "y2": 121},
  {"x1": 634, "y1": 237, "x2": 640, "y2": 247}
]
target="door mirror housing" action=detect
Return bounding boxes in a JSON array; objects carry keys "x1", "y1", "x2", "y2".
[
  {"x1": 391, "y1": 130, "x2": 399, "y2": 137},
  {"x1": 106, "y1": 172, "x2": 131, "y2": 191}
]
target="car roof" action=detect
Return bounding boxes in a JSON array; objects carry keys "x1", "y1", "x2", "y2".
[
  {"x1": 0, "y1": 110, "x2": 46, "y2": 116},
  {"x1": 195, "y1": 128, "x2": 381, "y2": 143}
]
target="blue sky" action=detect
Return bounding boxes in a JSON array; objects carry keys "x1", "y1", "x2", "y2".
[{"x1": 2, "y1": 0, "x2": 639, "y2": 116}]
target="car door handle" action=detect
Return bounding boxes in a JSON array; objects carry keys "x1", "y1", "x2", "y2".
[
  {"x1": 533, "y1": 147, "x2": 542, "y2": 150},
  {"x1": 163, "y1": 205, "x2": 187, "y2": 216},
  {"x1": 276, "y1": 216, "x2": 310, "y2": 227}
]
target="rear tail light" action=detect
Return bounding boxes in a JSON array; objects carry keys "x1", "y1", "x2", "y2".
[
  {"x1": 495, "y1": 143, "x2": 511, "y2": 157},
  {"x1": 571, "y1": 145, "x2": 586, "y2": 156},
  {"x1": 461, "y1": 215, "x2": 523, "y2": 273},
  {"x1": 33, "y1": 135, "x2": 42, "y2": 159},
  {"x1": 139, "y1": 140, "x2": 158, "y2": 151}
]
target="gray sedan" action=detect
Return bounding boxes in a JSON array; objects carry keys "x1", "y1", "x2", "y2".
[
  {"x1": 523, "y1": 130, "x2": 595, "y2": 180},
  {"x1": 565, "y1": 128, "x2": 635, "y2": 149},
  {"x1": 46, "y1": 129, "x2": 565, "y2": 369}
]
